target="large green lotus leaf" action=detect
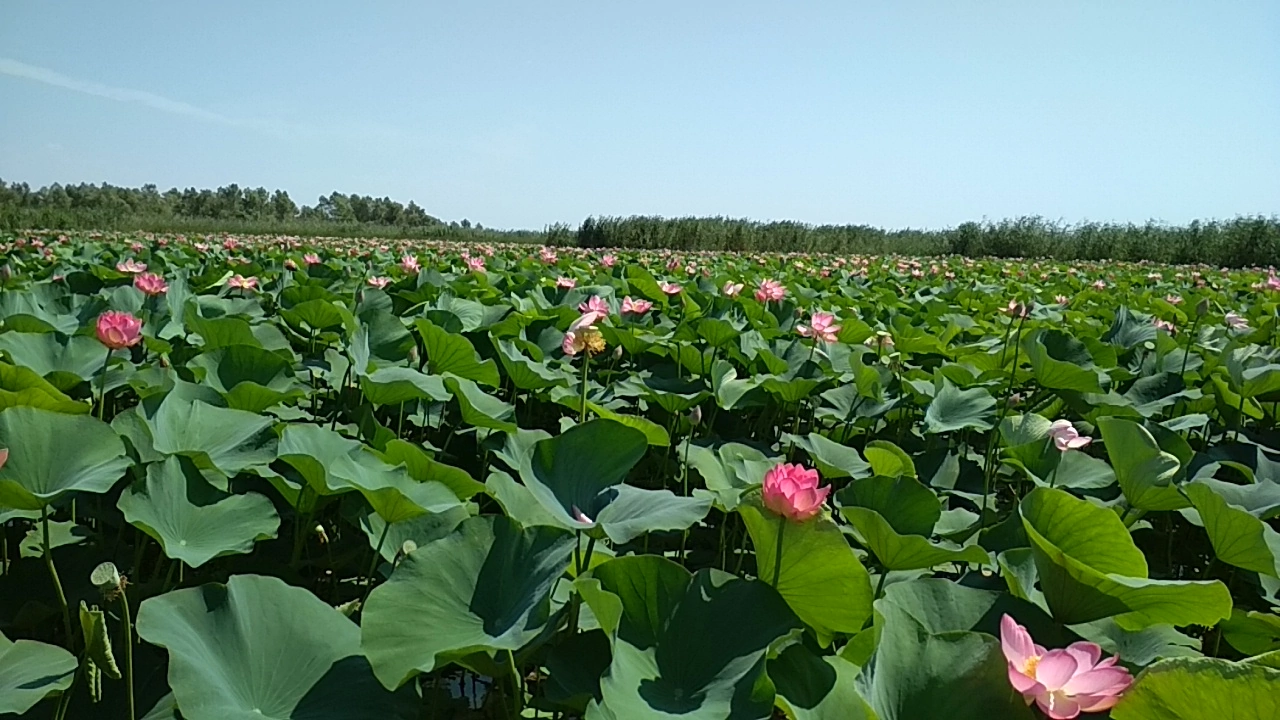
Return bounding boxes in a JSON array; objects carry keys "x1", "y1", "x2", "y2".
[
  {"x1": 183, "y1": 313, "x2": 262, "y2": 351},
  {"x1": 769, "y1": 643, "x2": 875, "y2": 720},
  {"x1": 443, "y1": 374, "x2": 517, "y2": 432},
  {"x1": 415, "y1": 319, "x2": 501, "y2": 387},
  {"x1": 357, "y1": 503, "x2": 472, "y2": 563},
  {"x1": 517, "y1": 419, "x2": 649, "y2": 528},
  {"x1": 0, "y1": 285, "x2": 80, "y2": 335},
  {"x1": 684, "y1": 442, "x2": 779, "y2": 511},
  {"x1": 783, "y1": 432, "x2": 872, "y2": 480},
  {"x1": 1097, "y1": 417, "x2": 1188, "y2": 511},
  {"x1": 279, "y1": 298, "x2": 351, "y2": 332},
  {"x1": 1024, "y1": 330, "x2": 1107, "y2": 394},
  {"x1": 359, "y1": 367, "x2": 450, "y2": 407},
  {"x1": 1005, "y1": 439, "x2": 1117, "y2": 490},
  {"x1": 923, "y1": 380, "x2": 996, "y2": 434},
  {"x1": 843, "y1": 506, "x2": 989, "y2": 570},
  {"x1": 0, "y1": 362, "x2": 90, "y2": 414},
  {"x1": 1067, "y1": 618, "x2": 1201, "y2": 666},
  {"x1": 0, "y1": 630, "x2": 77, "y2": 714},
  {"x1": 592, "y1": 484, "x2": 712, "y2": 544},
  {"x1": 590, "y1": 403, "x2": 670, "y2": 447},
  {"x1": 1185, "y1": 482, "x2": 1280, "y2": 578},
  {"x1": 486, "y1": 468, "x2": 565, "y2": 529},
  {"x1": 378, "y1": 439, "x2": 485, "y2": 499},
  {"x1": 999, "y1": 413, "x2": 1053, "y2": 447},
  {"x1": 497, "y1": 338, "x2": 571, "y2": 390},
  {"x1": 118, "y1": 456, "x2": 280, "y2": 568},
  {"x1": 1020, "y1": 488, "x2": 1231, "y2": 628},
  {"x1": 187, "y1": 345, "x2": 301, "y2": 413},
  {"x1": 836, "y1": 476, "x2": 940, "y2": 536},
  {"x1": 862, "y1": 440, "x2": 916, "y2": 480},
  {"x1": 1110, "y1": 657, "x2": 1280, "y2": 720},
  {"x1": 741, "y1": 504, "x2": 873, "y2": 644},
  {"x1": 582, "y1": 556, "x2": 801, "y2": 720},
  {"x1": 1102, "y1": 306, "x2": 1158, "y2": 349},
  {"x1": 137, "y1": 574, "x2": 414, "y2": 720},
  {"x1": 361, "y1": 515, "x2": 574, "y2": 688},
  {"x1": 0, "y1": 331, "x2": 107, "y2": 392},
  {"x1": 1220, "y1": 609, "x2": 1280, "y2": 656},
  {"x1": 143, "y1": 394, "x2": 277, "y2": 476},
  {"x1": 0, "y1": 407, "x2": 130, "y2": 509}
]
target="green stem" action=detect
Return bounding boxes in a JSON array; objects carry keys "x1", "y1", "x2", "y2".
[
  {"x1": 874, "y1": 570, "x2": 889, "y2": 600},
  {"x1": 42, "y1": 507, "x2": 74, "y2": 647},
  {"x1": 507, "y1": 649, "x2": 523, "y2": 715},
  {"x1": 579, "y1": 352, "x2": 591, "y2": 422},
  {"x1": 360, "y1": 521, "x2": 393, "y2": 607},
  {"x1": 98, "y1": 348, "x2": 112, "y2": 420},
  {"x1": 120, "y1": 591, "x2": 136, "y2": 720},
  {"x1": 770, "y1": 514, "x2": 785, "y2": 588}
]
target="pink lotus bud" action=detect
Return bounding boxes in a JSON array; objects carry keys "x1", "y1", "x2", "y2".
[
  {"x1": 1047, "y1": 420, "x2": 1092, "y2": 452},
  {"x1": 762, "y1": 463, "x2": 830, "y2": 522},
  {"x1": 96, "y1": 311, "x2": 143, "y2": 350},
  {"x1": 133, "y1": 273, "x2": 169, "y2": 296}
]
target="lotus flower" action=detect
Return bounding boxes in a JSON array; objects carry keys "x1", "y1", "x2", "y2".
[
  {"x1": 1055, "y1": 295, "x2": 1070, "y2": 306},
  {"x1": 228, "y1": 274, "x2": 258, "y2": 291},
  {"x1": 1164, "y1": 294, "x2": 1182, "y2": 305},
  {"x1": 621, "y1": 296, "x2": 652, "y2": 315},
  {"x1": 578, "y1": 296, "x2": 609, "y2": 315},
  {"x1": 572, "y1": 506, "x2": 594, "y2": 525},
  {"x1": 539, "y1": 247, "x2": 558, "y2": 264},
  {"x1": 563, "y1": 311, "x2": 606, "y2": 356},
  {"x1": 601, "y1": 254, "x2": 617, "y2": 268},
  {"x1": 284, "y1": 258, "x2": 298, "y2": 270},
  {"x1": 755, "y1": 279, "x2": 786, "y2": 303},
  {"x1": 466, "y1": 255, "x2": 486, "y2": 273},
  {"x1": 1047, "y1": 420, "x2": 1091, "y2": 452},
  {"x1": 659, "y1": 282, "x2": 682, "y2": 296},
  {"x1": 1226, "y1": 312, "x2": 1250, "y2": 331},
  {"x1": 762, "y1": 463, "x2": 830, "y2": 522},
  {"x1": 796, "y1": 312, "x2": 841, "y2": 343},
  {"x1": 96, "y1": 311, "x2": 143, "y2": 350},
  {"x1": 556, "y1": 276, "x2": 577, "y2": 290},
  {"x1": 1091, "y1": 279, "x2": 1107, "y2": 290},
  {"x1": 723, "y1": 281, "x2": 744, "y2": 297},
  {"x1": 367, "y1": 276, "x2": 392, "y2": 289},
  {"x1": 1001, "y1": 615, "x2": 1132, "y2": 718},
  {"x1": 400, "y1": 254, "x2": 420, "y2": 273},
  {"x1": 116, "y1": 259, "x2": 147, "y2": 274},
  {"x1": 1153, "y1": 318, "x2": 1176, "y2": 334},
  {"x1": 303, "y1": 253, "x2": 321, "y2": 265},
  {"x1": 1006, "y1": 300, "x2": 1030, "y2": 318},
  {"x1": 133, "y1": 273, "x2": 169, "y2": 296}
]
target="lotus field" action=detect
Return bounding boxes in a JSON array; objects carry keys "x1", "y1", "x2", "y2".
[{"x1": 4, "y1": 230, "x2": 1280, "y2": 720}]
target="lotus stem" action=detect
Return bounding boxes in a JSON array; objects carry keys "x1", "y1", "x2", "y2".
[
  {"x1": 98, "y1": 347, "x2": 112, "y2": 420},
  {"x1": 360, "y1": 521, "x2": 393, "y2": 608},
  {"x1": 41, "y1": 507, "x2": 74, "y2": 647},
  {"x1": 507, "y1": 649, "x2": 523, "y2": 714},
  {"x1": 770, "y1": 514, "x2": 785, "y2": 588},
  {"x1": 579, "y1": 352, "x2": 591, "y2": 422},
  {"x1": 119, "y1": 590, "x2": 136, "y2": 720}
]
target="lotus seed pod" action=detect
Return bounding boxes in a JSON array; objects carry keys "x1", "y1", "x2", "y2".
[{"x1": 91, "y1": 562, "x2": 122, "y2": 595}]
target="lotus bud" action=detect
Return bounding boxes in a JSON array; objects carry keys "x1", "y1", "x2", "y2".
[
  {"x1": 689, "y1": 405, "x2": 703, "y2": 426},
  {"x1": 612, "y1": 345, "x2": 624, "y2": 361},
  {"x1": 314, "y1": 524, "x2": 329, "y2": 545}
]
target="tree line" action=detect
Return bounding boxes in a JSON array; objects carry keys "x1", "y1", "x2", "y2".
[{"x1": 2, "y1": 179, "x2": 1277, "y2": 266}]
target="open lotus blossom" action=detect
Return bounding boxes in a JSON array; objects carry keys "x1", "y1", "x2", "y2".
[
  {"x1": 400, "y1": 254, "x2": 420, "y2": 273},
  {"x1": 1225, "y1": 312, "x2": 1250, "y2": 331},
  {"x1": 797, "y1": 312, "x2": 842, "y2": 343},
  {"x1": 556, "y1": 276, "x2": 577, "y2": 290},
  {"x1": 1164, "y1": 294, "x2": 1182, "y2": 305},
  {"x1": 466, "y1": 255, "x2": 486, "y2": 272},
  {"x1": 1153, "y1": 318, "x2": 1176, "y2": 334},
  {"x1": 366, "y1": 276, "x2": 392, "y2": 289},
  {"x1": 96, "y1": 311, "x2": 143, "y2": 350},
  {"x1": 1054, "y1": 295, "x2": 1070, "y2": 306},
  {"x1": 1047, "y1": 420, "x2": 1092, "y2": 452},
  {"x1": 116, "y1": 259, "x2": 147, "y2": 274},
  {"x1": 659, "y1": 282, "x2": 682, "y2": 296},
  {"x1": 303, "y1": 253, "x2": 321, "y2": 265},
  {"x1": 133, "y1": 273, "x2": 169, "y2": 296},
  {"x1": 762, "y1": 463, "x2": 830, "y2": 522},
  {"x1": 1266, "y1": 273, "x2": 1280, "y2": 292},
  {"x1": 1001, "y1": 615, "x2": 1132, "y2": 719},
  {"x1": 578, "y1": 296, "x2": 609, "y2": 315},
  {"x1": 755, "y1": 278, "x2": 786, "y2": 303},
  {"x1": 1005, "y1": 300, "x2": 1030, "y2": 318},
  {"x1": 601, "y1": 254, "x2": 617, "y2": 268},
  {"x1": 539, "y1": 247, "x2": 558, "y2": 264},
  {"x1": 563, "y1": 311, "x2": 606, "y2": 356},
  {"x1": 284, "y1": 258, "x2": 298, "y2": 270},
  {"x1": 228, "y1": 274, "x2": 258, "y2": 291},
  {"x1": 1091, "y1": 279, "x2": 1107, "y2": 290},
  {"x1": 621, "y1": 296, "x2": 652, "y2": 315},
  {"x1": 723, "y1": 281, "x2": 744, "y2": 297}
]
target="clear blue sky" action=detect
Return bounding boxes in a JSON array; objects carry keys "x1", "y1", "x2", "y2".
[{"x1": 2, "y1": 1, "x2": 1277, "y2": 230}]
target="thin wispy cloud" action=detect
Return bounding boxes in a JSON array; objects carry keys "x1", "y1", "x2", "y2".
[{"x1": 0, "y1": 57, "x2": 283, "y2": 133}]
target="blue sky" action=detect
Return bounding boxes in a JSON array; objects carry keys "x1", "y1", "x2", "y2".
[{"x1": 1, "y1": 1, "x2": 1277, "y2": 230}]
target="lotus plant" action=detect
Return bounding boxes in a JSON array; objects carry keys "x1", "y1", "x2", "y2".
[
  {"x1": 1001, "y1": 615, "x2": 1132, "y2": 718},
  {"x1": 621, "y1": 296, "x2": 652, "y2": 316},
  {"x1": 796, "y1": 312, "x2": 841, "y2": 344},
  {"x1": 761, "y1": 462, "x2": 830, "y2": 587},
  {"x1": 755, "y1": 278, "x2": 785, "y2": 303},
  {"x1": 133, "y1": 272, "x2": 168, "y2": 296}
]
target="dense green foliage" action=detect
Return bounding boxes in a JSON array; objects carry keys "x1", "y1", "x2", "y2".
[
  {"x1": 4, "y1": 179, "x2": 1278, "y2": 265},
  {"x1": 1, "y1": 231, "x2": 1279, "y2": 719}
]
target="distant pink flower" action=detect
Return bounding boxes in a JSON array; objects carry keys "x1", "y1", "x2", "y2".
[
  {"x1": 1153, "y1": 318, "x2": 1176, "y2": 334},
  {"x1": 1226, "y1": 312, "x2": 1250, "y2": 331},
  {"x1": 301, "y1": 253, "x2": 319, "y2": 266},
  {"x1": 1055, "y1": 295, "x2": 1070, "y2": 306},
  {"x1": 400, "y1": 254, "x2": 420, "y2": 273},
  {"x1": 133, "y1": 273, "x2": 169, "y2": 296},
  {"x1": 117, "y1": 259, "x2": 147, "y2": 274},
  {"x1": 1047, "y1": 420, "x2": 1092, "y2": 452},
  {"x1": 539, "y1": 247, "x2": 558, "y2": 264},
  {"x1": 621, "y1": 296, "x2": 652, "y2": 315},
  {"x1": 1091, "y1": 279, "x2": 1107, "y2": 290},
  {"x1": 228, "y1": 275, "x2": 258, "y2": 291},
  {"x1": 1164, "y1": 294, "x2": 1182, "y2": 305},
  {"x1": 1001, "y1": 615, "x2": 1132, "y2": 719},
  {"x1": 96, "y1": 311, "x2": 143, "y2": 350},
  {"x1": 466, "y1": 255, "x2": 486, "y2": 273},
  {"x1": 556, "y1": 276, "x2": 577, "y2": 290},
  {"x1": 1006, "y1": 300, "x2": 1030, "y2": 318},
  {"x1": 723, "y1": 281, "x2": 744, "y2": 297},
  {"x1": 796, "y1": 312, "x2": 841, "y2": 343},
  {"x1": 755, "y1": 279, "x2": 786, "y2": 303},
  {"x1": 601, "y1": 254, "x2": 617, "y2": 268},
  {"x1": 284, "y1": 259, "x2": 298, "y2": 270},
  {"x1": 762, "y1": 463, "x2": 830, "y2": 522},
  {"x1": 578, "y1": 296, "x2": 609, "y2": 315},
  {"x1": 659, "y1": 282, "x2": 682, "y2": 296},
  {"x1": 367, "y1": 276, "x2": 392, "y2": 289}
]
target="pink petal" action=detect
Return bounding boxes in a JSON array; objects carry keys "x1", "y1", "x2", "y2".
[
  {"x1": 1062, "y1": 667, "x2": 1132, "y2": 696},
  {"x1": 1035, "y1": 692, "x2": 1082, "y2": 720},
  {"x1": 1067, "y1": 436, "x2": 1092, "y2": 449},
  {"x1": 1034, "y1": 650, "x2": 1079, "y2": 692},
  {"x1": 1064, "y1": 642, "x2": 1102, "y2": 671},
  {"x1": 1076, "y1": 693, "x2": 1124, "y2": 713},
  {"x1": 1000, "y1": 615, "x2": 1037, "y2": 667},
  {"x1": 1007, "y1": 664, "x2": 1042, "y2": 694}
]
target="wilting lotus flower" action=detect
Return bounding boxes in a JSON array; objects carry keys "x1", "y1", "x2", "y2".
[
  {"x1": 755, "y1": 279, "x2": 786, "y2": 303},
  {"x1": 796, "y1": 312, "x2": 841, "y2": 343},
  {"x1": 723, "y1": 281, "x2": 744, "y2": 297},
  {"x1": 1001, "y1": 615, "x2": 1132, "y2": 719},
  {"x1": 578, "y1": 296, "x2": 609, "y2": 315},
  {"x1": 466, "y1": 255, "x2": 486, "y2": 273},
  {"x1": 303, "y1": 253, "x2": 321, "y2": 266},
  {"x1": 659, "y1": 282, "x2": 682, "y2": 296},
  {"x1": 133, "y1": 273, "x2": 169, "y2": 296},
  {"x1": 228, "y1": 274, "x2": 258, "y2": 291},
  {"x1": 1226, "y1": 312, "x2": 1250, "y2": 332},
  {"x1": 762, "y1": 463, "x2": 830, "y2": 522},
  {"x1": 367, "y1": 276, "x2": 392, "y2": 289},
  {"x1": 556, "y1": 276, "x2": 577, "y2": 290},
  {"x1": 96, "y1": 311, "x2": 143, "y2": 350},
  {"x1": 1047, "y1": 420, "x2": 1091, "y2": 452},
  {"x1": 601, "y1": 254, "x2": 617, "y2": 268},
  {"x1": 116, "y1": 259, "x2": 147, "y2": 274},
  {"x1": 563, "y1": 311, "x2": 606, "y2": 356},
  {"x1": 400, "y1": 254, "x2": 420, "y2": 273},
  {"x1": 621, "y1": 296, "x2": 652, "y2": 315}
]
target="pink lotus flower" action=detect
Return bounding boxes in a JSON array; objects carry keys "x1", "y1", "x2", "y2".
[
  {"x1": 556, "y1": 276, "x2": 577, "y2": 290},
  {"x1": 1001, "y1": 615, "x2": 1132, "y2": 718},
  {"x1": 1047, "y1": 420, "x2": 1092, "y2": 452},
  {"x1": 1091, "y1": 280, "x2": 1107, "y2": 290},
  {"x1": 762, "y1": 463, "x2": 830, "y2": 522},
  {"x1": 466, "y1": 255, "x2": 486, "y2": 273},
  {"x1": 367, "y1": 276, "x2": 392, "y2": 289},
  {"x1": 1226, "y1": 312, "x2": 1250, "y2": 331},
  {"x1": 400, "y1": 254, "x2": 420, "y2": 273},
  {"x1": 1153, "y1": 318, "x2": 1176, "y2": 334},
  {"x1": 723, "y1": 281, "x2": 744, "y2": 297},
  {"x1": 621, "y1": 296, "x2": 652, "y2": 315},
  {"x1": 284, "y1": 259, "x2": 298, "y2": 270},
  {"x1": 1055, "y1": 295, "x2": 1070, "y2": 306},
  {"x1": 116, "y1": 259, "x2": 147, "y2": 274},
  {"x1": 96, "y1": 311, "x2": 143, "y2": 350},
  {"x1": 133, "y1": 273, "x2": 169, "y2": 296},
  {"x1": 659, "y1": 282, "x2": 682, "y2": 296},
  {"x1": 797, "y1": 312, "x2": 841, "y2": 343},
  {"x1": 562, "y1": 311, "x2": 604, "y2": 356},
  {"x1": 755, "y1": 279, "x2": 786, "y2": 303},
  {"x1": 1164, "y1": 294, "x2": 1182, "y2": 305},
  {"x1": 1006, "y1": 300, "x2": 1030, "y2": 318},
  {"x1": 228, "y1": 275, "x2": 258, "y2": 291},
  {"x1": 303, "y1": 253, "x2": 321, "y2": 266},
  {"x1": 601, "y1": 254, "x2": 617, "y2": 268},
  {"x1": 578, "y1": 296, "x2": 609, "y2": 315},
  {"x1": 539, "y1": 247, "x2": 558, "y2": 264}
]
